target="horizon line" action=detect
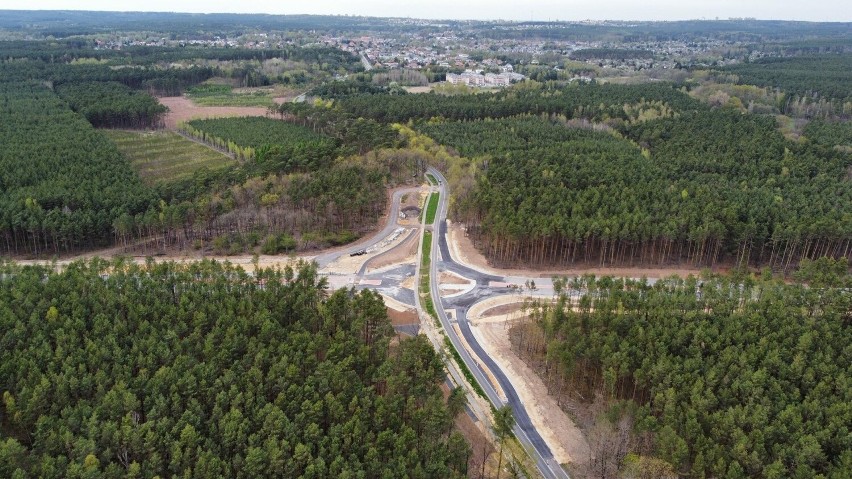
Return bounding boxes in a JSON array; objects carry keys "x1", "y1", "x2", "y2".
[{"x1": 2, "y1": 9, "x2": 851, "y2": 25}]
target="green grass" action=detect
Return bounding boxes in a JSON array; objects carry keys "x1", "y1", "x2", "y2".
[
  {"x1": 104, "y1": 130, "x2": 236, "y2": 184},
  {"x1": 420, "y1": 229, "x2": 488, "y2": 401},
  {"x1": 420, "y1": 231, "x2": 441, "y2": 326},
  {"x1": 186, "y1": 84, "x2": 275, "y2": 107},
  {"x1": 426, "y1": 173, "x2": 437, "y2": 185},
  {"x1": 443, "y1": 336, "x2": 488, "y2": 400},
  {"x1": 425, "y1": 193, "x2": 440, "y2": 224}
]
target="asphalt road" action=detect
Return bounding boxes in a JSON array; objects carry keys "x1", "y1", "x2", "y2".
[
  {"x1": 426, "y1": 167, "x2": 571, "y2": 479},
  {"x1": 314, "y1": 187, "x2": 418, "y2": 268}
]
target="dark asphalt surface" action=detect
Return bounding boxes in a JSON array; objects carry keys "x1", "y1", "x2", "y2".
[
  {"x1": 317, "y1": 169, "x2": 570, "y2": 477},
  {"x1": 427, "y1": 167, "x2": 570, "y2": 479},
  {"x1": 314, "y1": 187, "x2": 418, "y2": 268}
]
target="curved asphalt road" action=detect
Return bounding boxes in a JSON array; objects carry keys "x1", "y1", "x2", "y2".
[
  {"x1": 426, "y1": 167, "x2": 570, "y2": 479},
  {"x1": 314, "y1": 187, "x2": 419, "y2": 268}
]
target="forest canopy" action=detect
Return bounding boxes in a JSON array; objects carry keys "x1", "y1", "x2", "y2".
[
  {"x1": 0, "y1": 82, "x2": 156, "y2": 256},
  {"x1": 56, "y1": 81, "x2": 168, "y2": 129},
  {"x1": 514, "y1": 263, "x2": 851, "y2": 478},
  {"x1": 720, "y1": 54, "x2": 852, "y2": 104},
  {"x1": 335, "y1": 82, "x2": 705, "y2": 124},
  {"x1": 0, "y1": 260, "x2": 471, "y2": 479},
  {"x1": 418, "y1": 112, "x2": 852, "y2": 269}
]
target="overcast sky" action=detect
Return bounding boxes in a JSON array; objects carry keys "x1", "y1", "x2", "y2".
[{"x1": 1, "y1": 0, "x2": 849, "y2": 22}]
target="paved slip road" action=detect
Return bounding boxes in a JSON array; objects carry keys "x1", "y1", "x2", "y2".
[
  {"x1": 314, "y1": 187, "x2": 419, "y2": 268},
  {"x1": 426, "y1": 167, "x2": 571, "y2": 479},
  {"x1": 318, "y1": 168, "x2": 655, "y2": 478}
]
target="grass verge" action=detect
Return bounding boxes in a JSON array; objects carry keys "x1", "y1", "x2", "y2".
[
  {"x1": 425, "y1": 193, "x2": 440, "y2": 225},
  {"x1": 419, "y1": 231, "x2": 440, "y2": 326},
  {"x1": 444, "y1": 336, "x2": 488, "y2": 400}
]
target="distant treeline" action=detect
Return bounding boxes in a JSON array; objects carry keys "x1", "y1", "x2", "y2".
[
  {"x1": 721, "y1": 54, "x2": 852, "y2": 104},
  {"x1": 569, "y1": 48, "x2": 654, "y2": 61},
  {"x1": 0, "y1": 41, "x2": 360, "y2": 95},
  {"x1": 0, "y1": 10, "x2": 430, "y2": 37},
  {"x1": 0, "y1": 41, "x2": 359, "y2": 69},
  {"x1": 0, "y1": 61, "x2": 215, "y2": 96},
  {"x1": 336, "y1": 82, "x2": 705, "y2": 123},
  {"x1": 419, "y1": 113, "x2": 852, "y2": 270}
]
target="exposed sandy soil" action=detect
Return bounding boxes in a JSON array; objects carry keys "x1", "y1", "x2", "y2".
[
  {"x1": 448, "y1": 222, "x2": 723, "y2": 279},
  {"x1": 404, "y1": 86, "x2": 433, "y2": 94},
  {"x1": 467, "y1": 295, "x2": 590, "y2": 467},
  {"x1": 366, "y1": 231, "x2": 418, "y2": 272},
  {"x1": 387, "y1": 307, "x2": 419, "y2": 328},
  {"x1": 158, "y1": 96, "x2": 271, "y2": 129},
  {"x1": 400, "y1": 275, "x2": 416, "y2": 291},
  {"x1": 440, "y1": 271, "x2": 469, "y2": 285},
  {"x1": 14, "y1": 251, "x2": 308, "y2": 274},
  {"x1": 380, "y1": 294, "x2": 414, "y2": 314},
  {"x1": 480, "y1": 302, "x2": 528, "y2": 317},
  {"x1": 439, "y1": 270, "x2": 476, "y2": 297},
  {"x1": 324, "y1": 253, "x2": 368, "y2": 275},
  {"x1": 397, "y1": 191, "x2": 423, "y2": 226},
  {"x1": 399, "y1": 188, "x2": 432, "y2": 227},
  {"x1": 324, "y1": 228, "x2": 412, "y2": 275},
  {"x1": 401, "y1": 192, "x2": 422, "y2": 209},
  {"x1": 439, "y1": 286, "x2": 467, "y2": 295}
]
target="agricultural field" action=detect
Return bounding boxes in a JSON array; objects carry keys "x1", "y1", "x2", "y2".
[
  {"x1": 103, "y1": 130, "x2": 236, "y2": 184},
  {"x1": 185, "y1": 84, "x2": 276, "y2": 107}
]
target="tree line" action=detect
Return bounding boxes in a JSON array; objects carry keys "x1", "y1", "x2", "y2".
[
  {"x1": 333, "y1": 82, "x2": 705, "y2": 124},
  {"x1": 56, "y1": 81, "x2": 168, "y2": 129},
  {"x1": 0, "y1": 82, "x2": 157, "y2": 256},
  {"x1": 720, "y1": 54, "x2": 852, "y2": 116},
  {"x1": 511, "y1": 259, "x2": 851, "y2": 478},
  {"x1": 113, "y1": 164, "x2": 389, "y2": 255},
  {"x1": 0, "y1": 259, "x2": 471, "y2": 478},
  {"x1": 569, "y1": 48, "x2": 654, "y2": 61},
  {"x1": 0, "y1": 41, "x2": 359, "y2": 70},
  {"x1": 271, "y1": 102, "x2": 403, "y2": 156},
  {"x1": 0, "y1": 61, "x2": 217, "y2": 97},
  {"x1": 182, "y1": 117, "x2": 339, "y2": 173},
  {"x1": 417, "y1": 113, "x2": 851, "y2": 269}
]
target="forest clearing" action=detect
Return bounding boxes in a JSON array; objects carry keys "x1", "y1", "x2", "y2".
[
  {"x1": 103, "y1": 130, "x2": 236, "y2": 184},
  {"x1": 158, "y1": 95, "x2": 272, "y2": 128}
]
